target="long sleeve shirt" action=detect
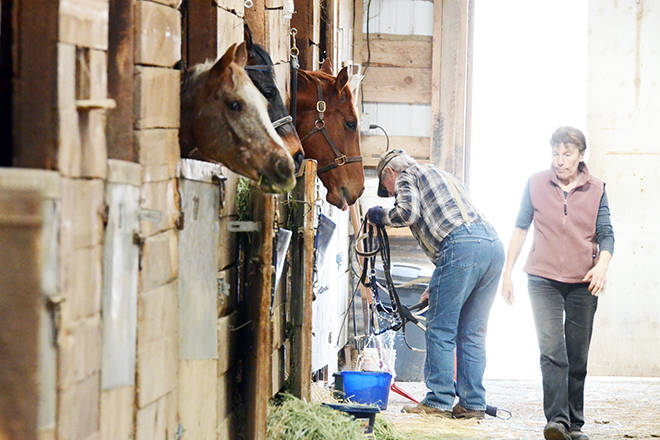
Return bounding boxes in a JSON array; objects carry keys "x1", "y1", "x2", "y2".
[{"x1": 384, "y1": 163, "x2": 482, "y2": 262}]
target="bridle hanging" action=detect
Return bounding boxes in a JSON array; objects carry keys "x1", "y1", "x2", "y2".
[{"x1": 298, "y1": 82, "x2": 363, "y2": 175}]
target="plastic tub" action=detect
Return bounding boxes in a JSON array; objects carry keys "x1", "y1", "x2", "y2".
[{"x1": 340, "y1": 371, "x2": 392, "y2": 410}]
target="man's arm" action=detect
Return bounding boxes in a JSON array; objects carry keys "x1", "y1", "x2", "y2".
[{"x1": 385, "y1": 173, "x2": 421, "y2": 227}]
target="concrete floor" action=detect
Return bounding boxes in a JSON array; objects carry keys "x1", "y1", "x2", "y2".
[{"x1": 382, "y1": 378, "x2": 660, "y2": 439}]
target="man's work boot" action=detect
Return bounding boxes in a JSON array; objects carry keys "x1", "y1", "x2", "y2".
[
  {"x1": 543, "y1": 421, "x2": 571, "y2": 440},
  {"x1": 452, "y1": 404, "x2": 485, "y2": 420},
  {"x1": 401, "y1": 402, "x2": 453, "y2": 418},
  {"x1": 570, "y1": 428, "x2": 589, "y2": 440}
]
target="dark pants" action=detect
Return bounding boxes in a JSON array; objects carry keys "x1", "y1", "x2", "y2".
[{"x1": 527, "y1": 275, "x2": 598, "y2": 430}]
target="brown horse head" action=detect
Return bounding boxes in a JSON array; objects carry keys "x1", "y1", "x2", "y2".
[
  {"x1": 296, "y1": 59, "x2": 365, "y2": 209},
  {"x1": 180, "y1": 42, "x2": 296, "y2": 193},
  {"x1": 243, "y1": 25, "x2": 304, "y2": 173}
]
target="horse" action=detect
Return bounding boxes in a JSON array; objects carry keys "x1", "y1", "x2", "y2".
[
  {"x1": 243, "y1": 25, "x2": 305, "y2": 173},
  {"x1": 295, "y1": 59, "x2": 365, "y2": 209},
  {"x1": 180, "y1": 42, "x2": 297, "y2": 194}
]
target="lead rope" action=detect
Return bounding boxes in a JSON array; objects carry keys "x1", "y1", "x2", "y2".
[{"x1": 289, "y1": 28, "x2": 299, "y2": 126}]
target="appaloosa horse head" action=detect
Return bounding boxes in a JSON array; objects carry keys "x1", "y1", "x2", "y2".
[
  {"x1": 180, "y1": 42, "x2": 296, "y2": 193},
  {"x1": 243, "y1": 25, "x2": 305, "y2": 173},
  {"x1": 296, "y1": 59, "x2": 365, "y2": 209}
]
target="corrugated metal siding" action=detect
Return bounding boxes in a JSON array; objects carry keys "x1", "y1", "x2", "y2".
[
  {"x1": 363, "y1": 0, "x2": 433, "y2": 36},
  {"x1": 361, "y1": 102, "x2": 431, "y2": 137}
]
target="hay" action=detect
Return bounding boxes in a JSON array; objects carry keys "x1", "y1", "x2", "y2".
[
  {"x1": 267, "y1": 394, "x2": 364, "y2": 440},
  {"x1": 372, "y1": 417, "x2": 406, "y2": 440}
]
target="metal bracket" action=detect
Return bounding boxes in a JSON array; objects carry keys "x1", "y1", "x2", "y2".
[
  {"x1": 212, "y1": 174, "x2": 228, "y2": 210},
  {"x1": 227, "y1": 221, "x2": 261, "y2": 232}
]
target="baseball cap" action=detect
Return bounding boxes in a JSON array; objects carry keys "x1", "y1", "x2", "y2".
[{"x1": 376, "y1": 149, "x2": 404, "y2": 197}]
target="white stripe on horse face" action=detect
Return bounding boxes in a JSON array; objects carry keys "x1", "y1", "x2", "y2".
[{"x1": 237, "y1": 76, "x2": 285, "y2": 150}]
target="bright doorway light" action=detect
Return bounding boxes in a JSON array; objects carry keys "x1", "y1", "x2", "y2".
[{"x1": 471, "y1": 0, "x2": 588, "y2": 379}]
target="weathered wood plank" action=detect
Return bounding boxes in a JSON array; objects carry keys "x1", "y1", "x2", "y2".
[
  {"x1": 179, "y1": 360, "x2": 217, "y2": 440},
  {"x1": 217, "y1": 369, "x2": 235, "y2": 425},
  {"x1": 135, "y1": 390, "x2": 178, "y2": 440},
  {"x1": 218, "y1": 311, "x2": 238, "y2": 376},
  {"x1": 185, "y1": 0, "x2": 218, "y2": 66},
  {"x1": 59, "y1": 0, "x2": 109, "y2": 50},
  {"x1": 140, "y1": 179, "x2": 180, "y2": 236},
  {"x1": 57, "y1": 372, "x2": 101, "y2": 440},
  {"x1": 134, "y1": 66, "x2": 180, "y2": 129},
  {"x1": 289, "y1": 159, "x2": 316, "y2": 401},
  {"x1": 433, "y1": 0, "x2": 473, "y2": 180},
  {"x1": 136, "y1": 129, "x2": 180, "y2": 182},
  {"x1": 134, "y1": 1, "x2": 181, "y2": 67},
  {"x1": 245, "y1": 191, "x2": 277, "y2": 440},
  {"x1": 290, "y1": 0, "x2": 321, "y2": 69},
  {"x1": 107, "y1": 0, "x2": 136, "y2": 162},
  {"x1": 136, "y1": 334, "x2": 178, "y2": 407},
  {"x1": 217, "y1": 7, "x2": 244, "y2": 57},
  {"x1": 12, "y1": 0, "x2": 58, "y2": 169},
  {"x1": 360, "y1": 135, "x2": 431, "y2": 167},
  {"x1": 357, "y1": 34, "x2": 432, "y2": 68},
  {"x1": 0, "y1": 192, "x2": 42, "y2": 440},
  {"x1": 59, "y1": 178, "x2": 105, "y2": 251},
  {"x1": 60, "y1": 245, "x2": 103, "y2": 323},
  {"x1": 139, "y1": 229, "x2": 179, "y2": 293},
  {"x1": 100, "y1": 386, "x2": 133, "y2": 440},
  {"x1": 362, "y1": 66, "x2": 431, "y2": 104}
]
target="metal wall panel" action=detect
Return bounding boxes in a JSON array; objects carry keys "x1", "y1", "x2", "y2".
[
  {"x1": 101, "y1": 182, "x2": 140, "y2": 389},
  {"x1": 361, "y1": 102, "x2": 431, "y2": 137},
  {"x1": 363, "y1": 0, "x2": 433, "y2": 36},
  {"x1": 178, "y1": 160, "x2": 220, "y2": 359}
]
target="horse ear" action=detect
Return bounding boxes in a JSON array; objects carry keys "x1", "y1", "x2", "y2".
[
  {"x1": 243, "y1": 24, "x2": 253, "y2": 49},
  {"x1": 208, "y1": 43, "x2": 237, "y2": 91},
  {"x1": 320, "y1": 57, "x2": 334, "y2": 75},
  {"x1": 234, "y1": 42, "x2": 248, "y2": 68},
  {"x1": 335, "y1": 66, "x2": 349, "y2": 90},
  {"x1": 210, "y1": 43, "x2": 237, "y2": 78}
]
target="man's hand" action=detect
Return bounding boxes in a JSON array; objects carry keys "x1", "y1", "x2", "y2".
[
  {"x1": 420, "y1": 287, "x2": 430, "y2": 306},
  {"x1": 366, "y1": 206, "x2": 386, "y2": 226},
  {"x1": 501, "y1": 274, "x2": 515, "y2": 305}
]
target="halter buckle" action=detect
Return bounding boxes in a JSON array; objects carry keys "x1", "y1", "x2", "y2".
[
  {"x1": 334, "y1": 155, "x2": 347, "y2": 166},
  {"x1": 314, "y1": 119, "x2": 325, "y2": 129},
  {"x1": 316, "y1": 100, "x2": 326, "y2": 113}
]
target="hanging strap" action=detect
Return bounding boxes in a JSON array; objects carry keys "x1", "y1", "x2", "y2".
[{"x1": 289, "y1": 28, "x2": 299, "y2": 125}]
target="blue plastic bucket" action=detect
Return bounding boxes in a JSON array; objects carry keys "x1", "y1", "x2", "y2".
[{"x1": 340, "y1": 371, "x2": 392, "y2": 410}]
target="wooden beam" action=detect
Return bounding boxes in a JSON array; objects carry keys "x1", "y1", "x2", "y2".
[
  {"x1": 357, "y1": 34, "x2": 432, "y2": 68},
  {"x1": 13, "y1": 0, "x2": 59, "y2": 169},
  {"x1": 361, "y1": 135, "x2": 431, "y2": 167},
  {"x1": 352, "y1": 0, "x2": 364, "y2": 68},
  {"x1": 245, "y1": 190, "x2": 276, "y2": 440},
  {"x1": 432, "y1": 0, "x2": 472, "y2": 181},
  {"x1": 289, "y1": 159, "x2": 316, "y2": 402},
  {"x1": 107, "y1": 0, "x2": 135, "y2": 161},
  {"x1": 185, "y1": 0, "x2": 218, "y2": 66},
  {"x1": 362, "y1": 66, "x2": 431, "y2": 104},
  {"x1": 291, "y1": 0, "x2": 320, "y2": 69}
]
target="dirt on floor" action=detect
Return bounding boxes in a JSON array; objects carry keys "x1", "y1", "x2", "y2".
[{"x1": 380, "y1": 378, "x2": 660, "y2": 440}]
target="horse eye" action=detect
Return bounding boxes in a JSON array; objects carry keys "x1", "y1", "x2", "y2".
[
  {"x1": 228, "y1": 100, "x2": 241, "y2": 112},
  {"x1": 345, "y1": 121, "x2": 357, "y2": 130}
]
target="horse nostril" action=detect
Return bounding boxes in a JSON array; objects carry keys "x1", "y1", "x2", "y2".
[
  {"x1": 275, "y1": 156, "x2": 294, "y2": 180},
  {"x1": 293, "y1": 151, "x2": 304, "y2": 167}
]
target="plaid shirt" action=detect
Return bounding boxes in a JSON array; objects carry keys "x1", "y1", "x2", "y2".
[{"x1": 384, "y1": 164, "x2": 483, "y2": 261}]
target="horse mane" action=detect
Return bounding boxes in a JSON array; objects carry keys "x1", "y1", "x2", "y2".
[{"x1": 181, "y1": 60, "x2": 214, "y2": 95}]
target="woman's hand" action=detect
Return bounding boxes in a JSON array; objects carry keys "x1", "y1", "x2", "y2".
[
  {"x1": 501, "y1": 274, "x2": 515, "y2": 305},
  {"x1": 420, "y1": 287, "x2": 430, "y2": 306},
  {"x1": 583, "y1": 262, "x2": 608, "y2": 296},
  {"x1": 583, "y1": 251, "x2": 611, "y2": 296}
]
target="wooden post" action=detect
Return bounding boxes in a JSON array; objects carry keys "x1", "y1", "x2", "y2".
[
  {"x1": 185, "y1": 0, "x2": 218, "y2": 66},
  {"x1": 291, "y1": 0, "x2": 321, "y2": 69},
  {"x1": 289, "y1": 159, "x2": 316, "y2": 401},
  {"x1": 245, "y1": 190, "x2": 277, "y2": 440},
  {"x1": 431, "y1": 0, "x2": 473, "y2": 182},
  {"x1": 12, "y1": 0, "x2": 59, "y2": 169},
  {"x1": 107, "y1": 0, "x2": 136, "y2": 162},
  {"x1": 0, "y1": 191, "x2": 42, "y2": 440}
]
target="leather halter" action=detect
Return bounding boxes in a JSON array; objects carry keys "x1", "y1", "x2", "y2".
[
  {"x1": 244, "y1": 63, "x2": 296, "y2": 131},
  {"x1": 298, "y1": 82, "x2": 363, "y2": 175}
]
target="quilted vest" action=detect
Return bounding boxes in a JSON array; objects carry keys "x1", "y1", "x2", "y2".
[{"x1": 523, "y1": 165, "x2": 604, "y2": 283}]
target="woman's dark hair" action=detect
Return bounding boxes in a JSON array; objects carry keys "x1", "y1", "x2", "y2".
[{"x1": 550, "y1": 126, "x2": 587, "y2": 153}]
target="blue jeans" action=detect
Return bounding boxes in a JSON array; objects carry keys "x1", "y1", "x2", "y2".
[
  {"x1": 421, "y1": 223, "x2": 504, "y2": 411},
  {"x1": 527, "y1": 275, "x2": 598, "y2": 430}
]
